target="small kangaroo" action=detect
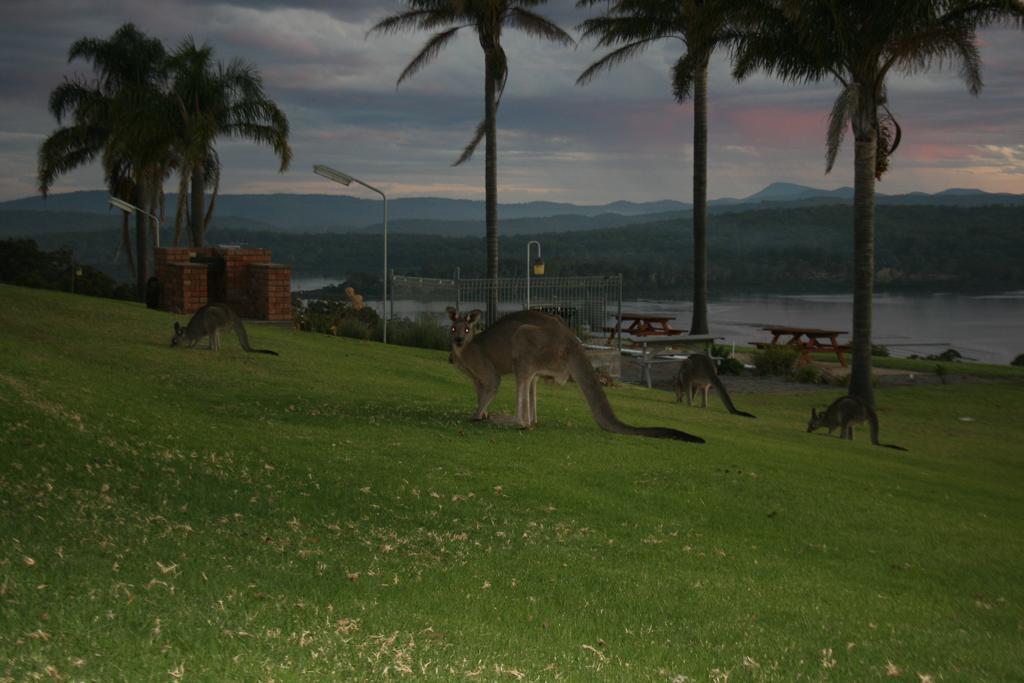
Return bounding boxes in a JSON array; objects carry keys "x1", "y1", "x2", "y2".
[
  {"x1": 446, "y1": 307, "x2": 703, "y2": 443},
  {"x1": 806, "y1": 395, "x2": 906, "y2": 450},
  {"x1": 171, "y1": 303, "x2": 279, "y2": 355},
  {"x1": 674, "y1": 354, "x2": 756, "y2": 418}
]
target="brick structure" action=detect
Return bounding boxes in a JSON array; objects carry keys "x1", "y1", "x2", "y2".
[{"x1": 154, "y1": 246, "x2": 291, "y2": 321}]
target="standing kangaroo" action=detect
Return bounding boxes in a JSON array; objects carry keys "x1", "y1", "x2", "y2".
[
  {"x1": 171, "y1": 303, "x2": 279, "y2": 355},
  {"x1": 674, "y1": 354, "x2": 756, "y2": 418},
  {"x1": 446, "y1": 307, "x2": 703, "y2": 443},
  {"x1": 806, "y1": 395, "x2": 906, "y2": 450}
]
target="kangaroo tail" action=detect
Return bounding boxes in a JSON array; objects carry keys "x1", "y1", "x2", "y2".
[
  {"x1": 235, "y1": 322, "x2": 279, "y2": 356},
  {"x1": 569, "y1": 348, "x2": 704, "y2": 443},
  {"x1": 709, "y1": 371, "x2": 756, "y2": 418},
  {"x1": 866, "y1": 407, "x2": 905, "y2": 450}
]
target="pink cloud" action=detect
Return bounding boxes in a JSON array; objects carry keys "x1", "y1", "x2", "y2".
[
  {"x1": 725, "y1": 107, "x2": 828, "y2": 147},
  {"x1": 900, "y1": 143, "x2": 971, "y2": 164}
]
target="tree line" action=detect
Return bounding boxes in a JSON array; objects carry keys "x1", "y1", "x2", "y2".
[{"x1": 27, "y1": 203, "x2": 1022, "y2": 298}]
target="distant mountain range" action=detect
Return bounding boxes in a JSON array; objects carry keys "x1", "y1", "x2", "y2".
[{"x1": 2, "y1": 183, "x2": 1021, "y2": 238}]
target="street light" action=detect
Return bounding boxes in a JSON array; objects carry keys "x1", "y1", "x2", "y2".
[
  {"x1": 526, "y1": 240, "x2": 544, "y2": 310},
  {"x1": 313, "y1": 164, "x2": 389, "y2": 344},
  {"x1": 109, "y1": 196, "x2": 161, "y2": 247}
]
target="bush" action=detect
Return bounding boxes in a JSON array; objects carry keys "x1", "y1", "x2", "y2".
[
  {"x1": 335, "y1": 317, "x2": 375, "y2": 340},
  {"x1": 1012, "y1": 354, "x2": 1024, "y2": 367},
  {"x1": 710, "y1": 343, "x2": 744, "y2": 376},
  {"x1": 0, "y1": 238, "x2": 134, "y2": 300},
  {"x1": 871, "y1": 344, "x2": 890, "y2": 357},
  {"x1": 386, "y1": 315, "x2": 450, "y2": 351},
  {"x1": 790, "y1": 364, "x2": 825, "y2": 384},
  {"x1": 293, "y1": 298, "x2": 381, "y2": 338},
  {"x1": 293, "y1": 299, "x2": 450, "y2": 351},
  {"x1": 751, "y1": 345, "x2": 800, "y2": 376}
]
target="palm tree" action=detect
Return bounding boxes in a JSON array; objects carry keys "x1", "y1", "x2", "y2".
[
  {"x1": 732, "y1": 0, "x2": 1024, "y2": 408},
  {"x1": 577, "y1": 0, "x2": 732, "y2": 335},
  {"x1": 169, "y1": 37, "x2": 292, "y2": 247},
  {"x1": 38, "y1": 23, "x2": 171, "y2": 299},
  {"x1": 370, "y1": 1, "x2": 574, "y2": 325}
]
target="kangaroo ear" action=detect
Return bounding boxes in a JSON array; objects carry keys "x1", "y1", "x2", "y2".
[
  {"x1": 465, "y1": 309, "x2": 482, "y2": 324},
  {"x1": 810, "y1": 408, "x2": 817, "y2": 419},
  {"x1": 446, "y1": 306, "x2": 458, "y2": 321},
  {"x1": 174, "y1": 322, "x2": 181, "y2": 334}
]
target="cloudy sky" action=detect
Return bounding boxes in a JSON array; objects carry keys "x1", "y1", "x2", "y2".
[{"x1": 1, "y1": 0, "x2": 1021, "y2": 204}]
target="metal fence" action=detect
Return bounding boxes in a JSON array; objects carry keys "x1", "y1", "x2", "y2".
[{"x1": 390, "y1": 270, "x2": 622, "y2": 344}]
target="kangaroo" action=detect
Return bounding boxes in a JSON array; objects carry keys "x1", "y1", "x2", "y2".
[
  {"x1": 674, "y1": 354, "x2": 756, "y2": 418},
  {"x1": 446, "y1": 307, "x2": 703, "y2": 443},
  {"x1": 171, "y1": 303, "x2": 279, "y2": 355},
  {"x1": 806, "y1": 395, "x2": 906, "y2": 450}
]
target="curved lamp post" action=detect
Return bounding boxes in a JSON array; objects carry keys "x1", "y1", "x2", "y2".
[
  {"x1": 109, "y1": 196, "x2": 161, "y2": 247},
  {"x1": 313, "y1": 164, "x2": 389, "y2": 344},
  {"x1": 525, "y1": 240, "x2": 544, "y2": 310}
]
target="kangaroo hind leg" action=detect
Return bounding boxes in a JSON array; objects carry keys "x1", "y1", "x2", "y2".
[
  {"x1": 513, "y1": 365, "x2": 536, "y2": 429},
  {"x1": 472, "y1": 371, "x2": 500, "y2": 421}
]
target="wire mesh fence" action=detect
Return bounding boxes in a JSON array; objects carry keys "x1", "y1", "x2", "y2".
[{"x1": 390, "y1": 270, "x2": 623, "y2": 345}]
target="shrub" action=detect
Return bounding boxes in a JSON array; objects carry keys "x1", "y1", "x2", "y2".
[
  {"x1": 335, "y1": 317, "x2": 374, "y2": 340},
  {"x1": 293, "y1": 298, "x2": 381, "y2": 338},
  {"x1": 1012, "y1": 353, "x2": 1024, "y2": 367},
  {"x1": 387, "y1": 315, "x2": 449, "y2": 351},
  {"x1": 871, "y1": 344, "x2": 890, "y2": 357},
  {"x1": 790, "y1": 364, "x2": 825, "y2": 384},
  {"x1": 710, "y1": 343, "x2": 744, "y2": 376},
  {"x1": 0, "y1": 238, "x2": 134, "y2": 300},
  {"x1": 293, "y1": 299, "x2": 451, "y2": 351},
  {"x1": 751, "y1": 345, "x2": 800, "y2": 376}
]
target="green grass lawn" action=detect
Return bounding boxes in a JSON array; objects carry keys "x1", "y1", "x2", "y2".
[{"x1": 2, "y1": 283, "x2": 1022, "y2": 681}]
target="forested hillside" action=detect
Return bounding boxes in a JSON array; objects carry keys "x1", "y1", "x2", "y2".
[{"x1": 15, "y1": 204, "x2": 1023, "y2": 297}]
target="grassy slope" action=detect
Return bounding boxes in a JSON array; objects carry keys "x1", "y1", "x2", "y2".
[{"x1": 1, "y1": 283, "x2": 1022, "y2": 681}]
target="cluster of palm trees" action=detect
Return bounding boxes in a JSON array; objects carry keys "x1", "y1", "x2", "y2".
[
  {"x1": 38, "y1": 23, "x2": 292, "y2": 299},
  {"x1": 374, "y1": 0, "x2": 1022, "y2": 408}
]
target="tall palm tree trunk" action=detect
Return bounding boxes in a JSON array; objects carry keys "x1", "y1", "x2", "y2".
[
  {"x1": 484, "y1": 49, "x2": 499, "y2": 326},
  {"x1": 689, "y1": 59, "x2": 710, "y2": 335},
  {"x1": 133, "y1": 184, "x2": 149, "y2": 301},
  {"x1": 850, "y1": 112, "x2": 877, "y2": 408},
  {"x1": 190, "y1": 161, "x2": 205, "y2": 247}
]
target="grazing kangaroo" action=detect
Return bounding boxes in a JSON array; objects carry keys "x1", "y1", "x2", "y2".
[
  {"x1": 806, "y1": 395, "x2": 906, "y2": 450},
  {"x1": 171, "y1": 303, "x2": 279, "y2": 355},
  {"x1": 674, "y1": 354, "x2": 756, "y2": 418},
  {"x1": 446, "y1": 307, "x2": 703, "y2": 443}
]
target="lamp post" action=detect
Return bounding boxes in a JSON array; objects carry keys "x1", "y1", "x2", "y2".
[
  {"x1": 525, "y1": 240, "x2": 544, "y2": 310},
  {"x1": 314, "y1": 164, "x2": 389, "y2": 344},
  {"x1": 109, "y1": 196, "x2": 161, "y2": 247}
]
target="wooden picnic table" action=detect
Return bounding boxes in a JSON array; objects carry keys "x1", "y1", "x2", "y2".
[
  {"x1": 755, "y1": 325, "x2": 851, "y2": 366},
  {"x1": 605, "y1": 312, "x2": 683, "y2": 344},
  {"x1": 626, "y1": 334, "x2": 721, "y2": 388}
]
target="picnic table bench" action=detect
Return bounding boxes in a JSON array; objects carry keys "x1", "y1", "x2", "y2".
[
  {"x1": 623, "y1": 334, "x2": 722, "y2": 388},
  {"x1": 604, "y1": 312, "x2": 683, "y2": 344},
  {"x1": 751, "y1": 325, "x2": 851, "y2": 366}
]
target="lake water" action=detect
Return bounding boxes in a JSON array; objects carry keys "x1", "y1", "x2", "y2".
[
  {"x1": 622, "y1": 292, "x2": 1023, "y2": 365},
  {"x1": 292, "y1": 276, "x2": 1023, "y2": 365}
]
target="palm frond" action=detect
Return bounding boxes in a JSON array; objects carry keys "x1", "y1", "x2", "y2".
[
  {"x1": 825, "y1": 83, "x2": 858, "y2": 174},
  {"x1": 577, "y1": 40, "x2": 657, "y2": 85},
  {"x1": 453, "y1": 56, "x2": 508, "y2": 167},
  {"x1": 202, "y1": 153, "x2": 221, "y2": 231},
  {"x1": 37, "y1": 125, "x2": 105, "y2": 195},
  {"x1": 368, "y1": 8, "x2": 459, "y2": 37},
  {"x1": 671, "y1": 49, "x2": 710, "y2": 102},
  {"x1": 174, "y1": 168, "x2": 190, "y2": 246},
  {"x1": 397, "y1": 26, "x2": 466, "y2": 86},
  {"x1": 506, "y1": 7, "x2": 574, "y2": 46}
]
